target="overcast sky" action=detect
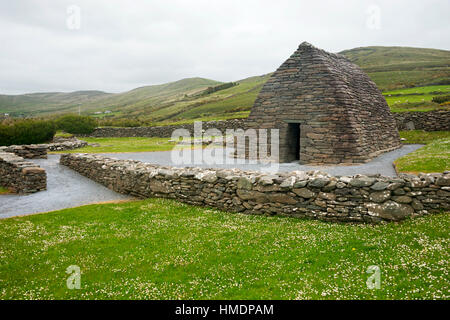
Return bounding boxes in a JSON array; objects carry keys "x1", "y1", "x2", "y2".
[{"x1": 1, "y1": 0, "x2": 449, "y2": 94}]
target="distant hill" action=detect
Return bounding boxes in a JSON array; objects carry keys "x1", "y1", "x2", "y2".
[
  {"x1": 340, "y1": 46, "x2": 450, "y2": 90},
  {"x1": 0, "y1": 90, "x2": 111, "y2": 116},
  {"x1": 1, "y1": 46, "x2": 449, "y2": 122},
  {"x1": 0, "y1": 77, "x2": 220, "y2": 117}
]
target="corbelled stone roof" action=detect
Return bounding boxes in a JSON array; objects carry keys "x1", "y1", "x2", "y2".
[{"x1": 246, "y1": 42, "x2": 401, "y2": 164}]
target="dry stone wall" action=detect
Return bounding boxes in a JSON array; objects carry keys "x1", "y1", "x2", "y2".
[
  {"x1": 0, "y1": 138, "x2": 88, "y2": 159},
  {"x1": 394, "y1": 110, "x2": 450, "y2": 131},
  {"x1": 60, "y1": 153, "x2": 450, "y2": 223},
  {"x1": 81, "y1": 119, "x2": 250, "y2": 138},
  {"x1": 0, "y1": 152, "x2": 46, "y2": 193},
  {"x1": 0, "y1": 145, "x2": 47, "y2": 159},
  {"x1": 46, "y1": 138, "x2": 88, "y2": 152}
]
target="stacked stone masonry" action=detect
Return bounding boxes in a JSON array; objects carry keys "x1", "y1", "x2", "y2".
[
  {"x1": 0, "y1": 152, "x2": 46, "y2": 193},
  {"x1": 0, "y1": 145, "x2": 47, "y2": 159},
  {"x1": 46, "y1": 138, "x2": 88, "y2": 152},
  {"x1": 0, "y1": 138, "x2": 88, "y2": 159},
  {"x1": 60, "y1": 154, "x2": 450, "y2": 224},
  {"x1": 245, "y1": 42, "x2": 402, "y2": 164},
  {"x1": 394, "y1": 110, "x2": 450, "y2": 131}
]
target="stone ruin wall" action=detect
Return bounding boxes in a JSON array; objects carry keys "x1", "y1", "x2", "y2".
[
  {"x1": 60, "y1": 153, "x2": 450, "y2": 224},
  {"x1": 0, "y1": 138, "x2": 88, "y2": 159},
  {"x1": 0, "y1": 151, "x2": 46, "y2": 194},
  {"x1": 81, "y1": 119, "x2": 250, "y2": 138},
  {"x1": 394, "y1": 109, "x2": 450, "y2": 131},
  {"x1": 0, "y1": 145, "x2": 48, "y2": 159},
  {"x1": 0, "y1": 138, "x2": 88, "y2": 194}
]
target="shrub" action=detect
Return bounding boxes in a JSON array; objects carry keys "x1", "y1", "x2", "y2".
[
  {"x1": 0, "y1": 119, "x2": 56, "y2": 146},
  {"x1": 431, "y1": 95, "x2": 450, "y2": 104},
  {"x1": 202, "y1": 82, "x2": 237, "y2": 95},
  {"x1": 56, "y1": 115, "x2": 97, "y2": 134}
]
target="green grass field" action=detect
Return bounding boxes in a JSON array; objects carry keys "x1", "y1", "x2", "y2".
[
  {"x1": 51, "y1": 137, "x2": 177, "y2": 154},
  {"x1": 383, "y1": 85, "x2": 450, "y2": 96},
  {"x1": 0, "y1": 186, "x2": 9, "y2": 194},
  {"x1": 389, "y1": 102, "x2": 445, "y2": 113},
  {"x1": 341, "y1": 46, "x2": 450, "y2": 91},
  {"x1": 365, "y1": 69, "x2": 450, "y2": 92},
  {"x1": 395, "y1": 139, "x2": 450, "y2": 173},
  {"x1": 385, "y1": 93, "x2": 439, "y2": 105},
  {"x1": 383, "y1": 85, "x2": 450, "y2": 112},
  {"x1": 396, "y1": 131, "x2": 450, "y2": 173},
  {"x1": 399, "y1": 131, "x2": 450, "y2": 144},
  {"x1": 0, "y1": 198, "x2": 448, "y2": 300}
]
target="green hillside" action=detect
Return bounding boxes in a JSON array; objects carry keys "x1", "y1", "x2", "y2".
[
  {"x1": 0, "y1": 78, "x2": 220, "y2": 118},
  {"x1": 0, "y1": 90, "x2": 111, "y2": 116},
  {"x1": 1, "y1": 46, "x2": 449, "y2": 123},
  {"x1": 340, "y1": 46, "x2": 450, "y2": 90}
]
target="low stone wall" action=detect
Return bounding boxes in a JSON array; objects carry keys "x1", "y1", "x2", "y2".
[
  {"x1": 46, "y1": 138, "x2": 88, "y2": 151},
  {"x1": 82, "y1": 119, "x2": 250, "y2": 138},
  {"x1": 60, "y1": 154, "x2": 450, "y2": 223},
  {"x1": 0, "y1": 138, "x2": 88, "y2": 159},
  {"x1": 393, "y1": 110, "x2": 450, "y2": 131},
  {"x1": 0, "y1": 145, "x2": 47, "y2": 159},
  {"x1": 0, "y1": 152, "x2": 46, "y2": 193}
]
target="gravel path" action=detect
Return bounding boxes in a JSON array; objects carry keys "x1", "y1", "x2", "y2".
[
  {"x1": 101, "y1": 144, "x2": 423, "y2": 176},
  {"x1": 0, "y1": 144, "x2": 422, "y2": 218}
]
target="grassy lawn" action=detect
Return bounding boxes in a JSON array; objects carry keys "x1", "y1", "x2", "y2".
[
  {"x1": 395, "y1": 131, "x2": 450, "y2": 173},
  {"x1": 0, "y1": 198, "x2": 448, "y2": 300},
  {"x1": 51, "y1": 137, "x2": 178, "y2": 153},
  {"x1": 389, "y1": 103, "x2": 447, "y2": 113},
  {"x1": 399, "y1": 130, "x2": 450, "y2": 144},
  {"x1": 367, "y1": 69, "x2": 450, "y2": 92},
  {"x1": 385, "y1": 93, "x2": 438, "y2": 105},
  {"x1": 383, "y1": 85, "x2": 450, "y2": 96},
  {"x1": 395, "y1": 138, "x2": 449, "y2": 173},
  {"x1": 0, "y1": 186, "x2": 10, "y2": 194},
  {"x1": 383, "y1": 85, "x2": 450, "y2": 113},
  {"x1": 54, "y1": 131, "x2": 74, "y2": 139}
]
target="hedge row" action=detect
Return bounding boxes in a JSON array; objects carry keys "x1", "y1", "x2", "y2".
[
  {"x1": 56, "y1": 115, "x2": 97, "y2": 134},
  {"x1": 202, "y1": 82, "x2": 237, "y2": 95},
  {"x1": 432, "y1": 95, "x2": 450, "y2": 104},
  {"x1": 0, "y1": 115, "x2": 98, "y2": 146},
  {"x1": 0, "y1": 119, "x2": 56, "y2": 146}
]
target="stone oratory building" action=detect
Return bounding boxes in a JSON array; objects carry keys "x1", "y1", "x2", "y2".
[{"x1": 245, "y1": 42, "x2": 401, "y2": 164}]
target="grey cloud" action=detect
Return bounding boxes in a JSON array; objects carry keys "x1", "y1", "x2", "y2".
[{"x1": 0, "y1": 0, "x2": 449, "y2": 94}]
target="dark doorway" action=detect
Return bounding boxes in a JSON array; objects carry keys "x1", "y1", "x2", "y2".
[{"x1": 287, "y1": 123, "x2": 300, "y2": 161}]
